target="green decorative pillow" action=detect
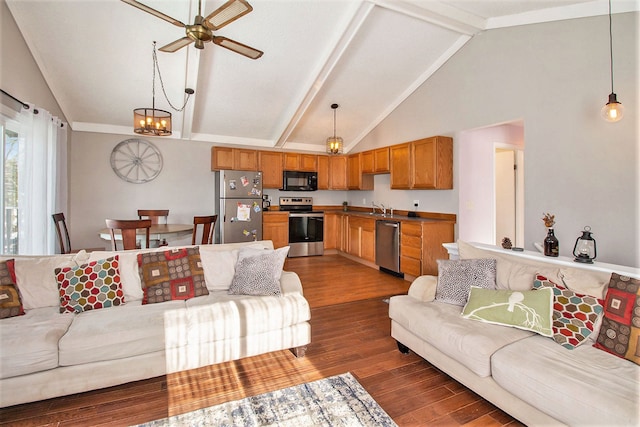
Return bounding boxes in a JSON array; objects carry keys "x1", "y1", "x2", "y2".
[{"x1": 461, "y1": 286, "x2": 553, "y2": 337}]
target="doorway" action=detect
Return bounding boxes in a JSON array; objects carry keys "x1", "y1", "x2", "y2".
[{"x1": 495, "y1": 146, "x2": 524, "y2": 247}]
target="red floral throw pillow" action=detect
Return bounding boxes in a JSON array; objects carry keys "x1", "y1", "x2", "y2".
[
  {"x1": 0, "y1": 259, "x2": 24, "y2": 319},
  {"x1": 138, "y1": 247, "x2": 208, "y2": 304},
  {"x1": 594, "y1": 273, "x2": 640, "y2": 365}
]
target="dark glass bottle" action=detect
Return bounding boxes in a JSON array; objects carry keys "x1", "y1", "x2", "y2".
[{"x1": 544, "y1": 228, "x2": 559, "y2": 257}]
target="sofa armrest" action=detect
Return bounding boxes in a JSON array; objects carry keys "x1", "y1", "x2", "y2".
[
  {"x1": 280, "y1": 271, "x2": 303, "y2": 295},
  {"x1": 408, "y1": 275, "x2": 438, "y2": 302}
]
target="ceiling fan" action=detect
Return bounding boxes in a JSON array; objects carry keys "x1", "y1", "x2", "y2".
[{"x1": 121, "y1": 0, "x2": 263, "y2": 59}]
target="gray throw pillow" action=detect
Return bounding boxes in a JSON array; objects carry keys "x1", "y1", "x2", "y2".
[
  {"x1": 435, "y1": 258, "x2": 497, "y2": 306},
  {"x1": 228, "y1": 246, "x2": 289, "y2": 296}
]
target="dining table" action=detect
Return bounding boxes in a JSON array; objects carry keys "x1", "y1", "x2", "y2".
[{"x1": 98, "y1": 224, "x2": 194, "y2": 248}]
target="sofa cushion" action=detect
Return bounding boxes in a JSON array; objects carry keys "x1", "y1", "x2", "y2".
[
  {"x1": 492, "y1": 334, "x2": 640, "y2": 426},
  {"x1": 461, "y1": 286, "x2": 553, "y2": 337},
  {"x1": 435, "y1": 259, "x2": 496, "y2": 306},
  {"x1": 533, "y1": 274, "x2": 603, "y2": 349},
  {"x1": 457, "y1": 240, "x2": 561, "y2": 291},
  {"x1": 388, "y1": 295, "x2": 533, "y2": 377},
  {"x1": 0, "y1": 259, "x2": 24, "y2": 319},
  {"x1": 594, "y1": 273, "x2": 640, "y2": 365},
  {"x1": 228, "y1": 246, "x2": 289, "y2": 296},
  {"x1": 185, "y1": 290, "x2": 311, "y2": 343},
  {"x1": 55, "y1": 256, "x2": 125, "y2": 314},
  {"x1": 0, "y1": 307, "x2": 74, "y2": 379},
  {"x1": 58, "y1": 300, "x2": 187, "y2": 366},
  {"x1": 138, "y1": 247, "x2": 209, "y2": 304},
  {"x1": 9, "y1": 255, "x2": 77, "y2": 309}
]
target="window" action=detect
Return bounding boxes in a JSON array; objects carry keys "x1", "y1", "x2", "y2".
[{"x1": 0, "y1": 119, "x2": 20, "y2": 254}]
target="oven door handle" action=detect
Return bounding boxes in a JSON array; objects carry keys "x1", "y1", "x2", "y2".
[{"x1": 288, "y1": 213, "x2": 324, "y2": 218}]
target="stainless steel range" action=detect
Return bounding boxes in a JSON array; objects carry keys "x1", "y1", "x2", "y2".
[{"x1": 279, "y1": 197, "x2": 324, "y2": 257}]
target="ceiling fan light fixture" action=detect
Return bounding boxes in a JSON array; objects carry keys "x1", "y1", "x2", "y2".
[
  {"x1": 206, "y1": 0, "x2": 252, "y2": 30},
  {"x1": 326, "y1": 103, "x2": 343, "y2": 155}
]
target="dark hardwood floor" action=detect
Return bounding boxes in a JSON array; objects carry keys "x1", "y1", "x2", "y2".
[{"x1": 0, "y1": 254, "x2": 522, "y2": 426}]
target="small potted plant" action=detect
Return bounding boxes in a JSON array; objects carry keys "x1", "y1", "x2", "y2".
[{"x1": 542, "y1": 212, "x2": 559, "y2": 257}]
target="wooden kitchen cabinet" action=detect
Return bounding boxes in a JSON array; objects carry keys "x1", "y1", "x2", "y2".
[
  {"x1": 421, "y1": 221, "x2": 455, "y2": 275},
  {"x1": 211, "y1": 147, "x2": 257, "y2": 171},
  {"x1": 400, "y1": 221, "x2": 422, "y2": 277},
  {"x1": 318, "y1": 155, "x2": 348, "y2": 190},
  {"x1": 411, "y1": 136, "x2": 453, "y2": 189},
  {"x1": 361, "y1": 150, "x2": 375, "y2": 174},
  {"x1": 390, "y1": 143, "x2": 411, "y2": 189},
  {"x1": 374, "y1": 147, "x2": 390, "y2": 173},
  {"x1": 389, "y1": 137, "x2": 452, "y2": 189},
  {"x1": 263, "y1": 211, "x2": 289, "y2": 249},
  {"x1": 323, "y1": 212, "x2": 338, "y2": 249},
  {"x1": 339, "y1": 214, "x2": 349, "y2": 252},
  {"x1": 284, "y1": 153, "x2": 317, "y2": 171},
  {"x1": 346, "y1": 216, "x2": 375, "y2": 262},
  {"x1": 258, "y1": 151, "x2": 283, "y2": 189},
  {"x1": 347, "y1": 153, "x2": 373, "y2": 190}
]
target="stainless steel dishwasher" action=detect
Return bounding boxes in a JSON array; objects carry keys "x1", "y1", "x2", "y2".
[{"x1": 375, "y1": 220, "x2": 403, "y2": 276}]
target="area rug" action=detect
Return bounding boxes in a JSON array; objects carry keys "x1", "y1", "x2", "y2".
[{"x1": 137, "y1": 372, "x2": 397, "y2": 427}]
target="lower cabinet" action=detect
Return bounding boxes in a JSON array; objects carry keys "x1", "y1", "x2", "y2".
[
  {"x1": 401, "y1": 220, "x2": 455, "y2": 276},
  {"x1": 262, "y1": 212, "x2": 289, "y2": 249},
  {"x1": 346, "y1": 216, "x2": 375, "y2": 263}
]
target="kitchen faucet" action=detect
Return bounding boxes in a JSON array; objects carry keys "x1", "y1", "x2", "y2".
[{"x1": 372, "y1": 202, "x2": 386, "y2": 216}]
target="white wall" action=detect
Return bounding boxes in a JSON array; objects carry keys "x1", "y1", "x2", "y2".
[
  {"x1": 354, "y1": 12, "x2": 639, "y2": 267},
  {"x1": 69, "y1": 132, "x2": 215, "y2": 249}
]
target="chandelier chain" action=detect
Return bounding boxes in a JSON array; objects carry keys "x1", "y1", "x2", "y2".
[
  {"x1": 152, "y1": 42, "x2": 192, "y2": 112},
  {"x1": 607, "y1": 0, "x2": 614, "y2": 93}
]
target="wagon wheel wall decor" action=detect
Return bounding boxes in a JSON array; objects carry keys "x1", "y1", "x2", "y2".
[{"x1": 110, "y1": 138, "x2": 163, "y2": 183}]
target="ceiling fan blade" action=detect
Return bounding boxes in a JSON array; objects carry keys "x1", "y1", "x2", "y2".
[
  {"x1": 213, "y1": 36, "x2": 263, "y2": 59},
  {"x1": 205, "y1": 0, "x2": 253, "y2": 31},
  {"x1": 120, "y1": 0, "x2": 185, "y2": 27},
  {"x1": 159, "y1": 37, "x2": 194, "y2": 53}
]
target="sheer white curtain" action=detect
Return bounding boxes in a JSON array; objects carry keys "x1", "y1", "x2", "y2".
[{"x1": 17, "y1": 104, "x2": 68, "y2": 255}]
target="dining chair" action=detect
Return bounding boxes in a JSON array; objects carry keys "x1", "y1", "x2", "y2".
[
  {"x1": 138, "y1": 210, "x2": 169, "y2": 246},
  {"x1": 52, "y1": 213, "x2": 104, "y2": 254},
  {"x1": 105, "y1": 219, "x2": 151, "y2": 251},
  {"x1": 192, "y1": 215, "x2": 218, "y2": 245},
  {"x1": 137, "y1": 209, "x2": 169, "y2": 224}
]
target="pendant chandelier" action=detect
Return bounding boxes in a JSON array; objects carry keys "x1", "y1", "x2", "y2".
[
  {"x1": 134, "y1": 42, "x2": 193, "y2": 136},
  {"x1": 326, "y1": 103, "x2": 343, "y2": 155},
  {"x1": 601, "y1": 0, "x2": 624, "y2": 122}
]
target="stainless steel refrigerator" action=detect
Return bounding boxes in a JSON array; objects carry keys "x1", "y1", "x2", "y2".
[{"x1": 214, "y1": 170, "x2": 263, "y2": 244}]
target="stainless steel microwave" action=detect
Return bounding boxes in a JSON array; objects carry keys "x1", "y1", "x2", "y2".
[{"x1": 281, "y1": 171, "x2": 317, "y2": 191}]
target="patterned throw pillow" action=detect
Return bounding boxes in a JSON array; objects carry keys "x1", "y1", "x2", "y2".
[
  {"x1": 533, "y1": 274, "x2": 603, "y2": 350},
  {"x1": 55, "y1": 256, "x2": 125, "y2": 314},
  {"x1": 138, "y1": 247, "x2": 208, "y2": 304},
  {"x1": 229, "y1": 246, "x2": 289, "y2": 296},
  {"x1": 435, "y1": 259, "x2": 497, "y2": 306},
  {"x1": 461, "y1": 286, "x2": 554, "y2": 337},
  {"x1": 0, "y1": 259, "x2": 24, "y2": 319},
  {"x1": 594, "y1": 273, "x2": 640, "y2": 365}
]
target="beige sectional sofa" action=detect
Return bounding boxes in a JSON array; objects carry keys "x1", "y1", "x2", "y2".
[
  {"x1": 0, "y1": 241, "x2": 311, "y2": 408},
  {"x1": 389, "y1": 240, "x2": 640, "y2": 426}
]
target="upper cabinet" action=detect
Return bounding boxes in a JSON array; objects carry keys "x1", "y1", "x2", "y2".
[
  {"x1": 259, "y1": 151, "x2": 283, "y2": 189},
  {"x1": 361, "y1": 147, "x2": 390, "y2": 174},
  {"x1": 211, "y1": 147, "x2": 258, "y2": 171},
  {"x1": 390, "y1": 137, "x2": 452, "y2": 190},
  {"x1": 347, "y1": 153, "x2": 373, "y2": 190},
  {"x1": 318, "y1": 155, "x2": 348, "y2": 190},
  {"x1": 284, "y1": 153, "x2": 317, "y2": 172}
]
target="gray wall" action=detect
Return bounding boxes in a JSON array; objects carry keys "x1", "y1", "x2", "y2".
[{"x1": 354, "y1": 12, "x2": 639, "y2": 267}]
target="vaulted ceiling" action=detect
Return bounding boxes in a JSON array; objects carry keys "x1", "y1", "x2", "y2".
[{"x1": 7, "y1": 0, "x2": 623, "y2": 153}]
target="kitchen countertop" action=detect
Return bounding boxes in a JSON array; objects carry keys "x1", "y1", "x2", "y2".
[{"x1": 265, "y1": 207, "x2": 456, "y2": 223}]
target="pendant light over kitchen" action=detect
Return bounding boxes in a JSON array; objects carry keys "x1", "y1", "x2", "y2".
[{"x1": 326, "y1": 103, "x2": 343, "y2": 155}]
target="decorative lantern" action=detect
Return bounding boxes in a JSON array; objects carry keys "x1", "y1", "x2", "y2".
[{"x1": 573, "y1": 226, "x2": 597, "y2": 263}]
